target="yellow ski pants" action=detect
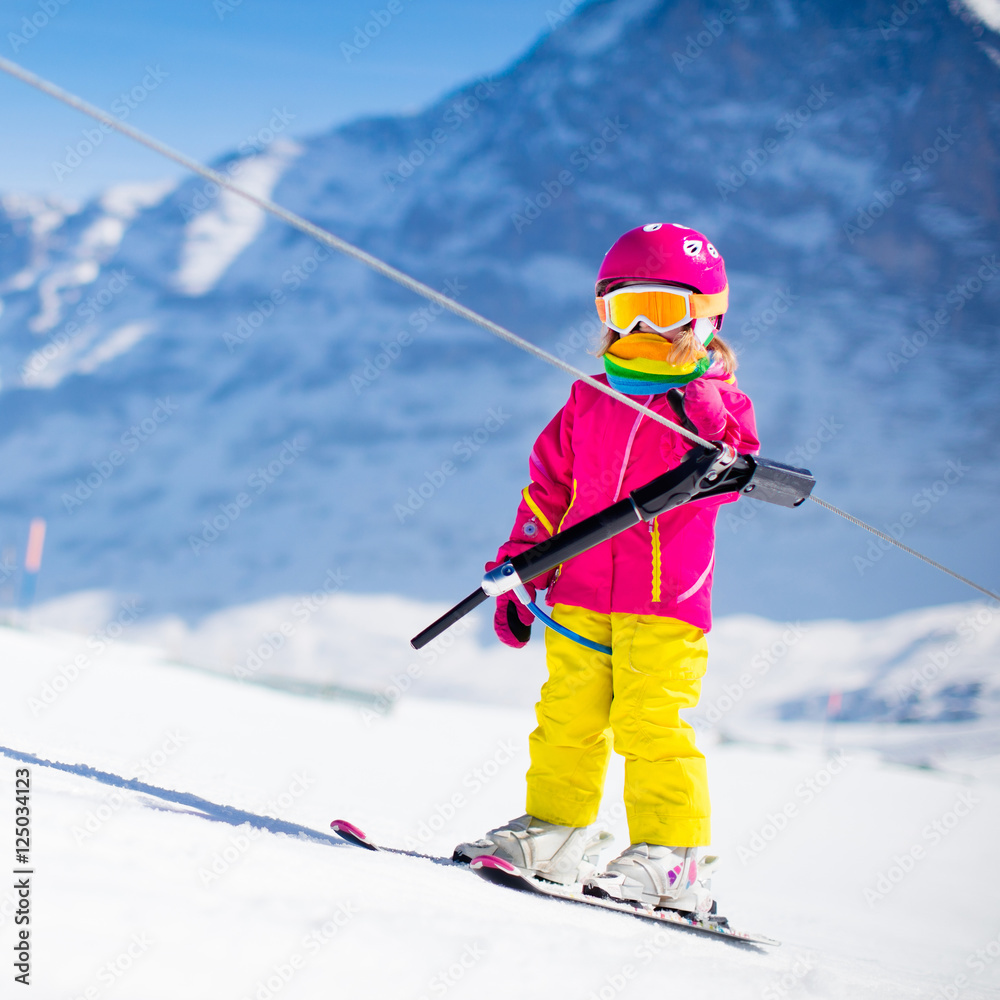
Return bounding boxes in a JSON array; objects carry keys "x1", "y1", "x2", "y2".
[{"x1": 525, "y1": 604, "x2": 710, "y2": 846}]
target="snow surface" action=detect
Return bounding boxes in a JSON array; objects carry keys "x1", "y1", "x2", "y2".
[
  {"x1": 23, "y1": 591, "x2": 1000, "y2": 752},
  {"x1": 3, "y1": 596, "x2": 1000, "y2": 999}
]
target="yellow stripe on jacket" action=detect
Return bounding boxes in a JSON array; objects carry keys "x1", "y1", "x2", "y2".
[
  {"x1": 522, "y1": 485, "x2": 556, "y2": 536},
  {"x1": 651, "y1": 520, "x2": 662, "y2": 603},
  {"x1": 556, "y1": 478, "x2": 577, "y2": 533}
]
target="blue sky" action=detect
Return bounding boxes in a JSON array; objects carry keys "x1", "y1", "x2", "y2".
[{"x1": 0, "y1": 0, "x2": 555, "y2": 202}]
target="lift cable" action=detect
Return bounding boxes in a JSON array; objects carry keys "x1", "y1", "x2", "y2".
[{"x1": 2, "y1": 56, "x2": 996, "y2": 604}]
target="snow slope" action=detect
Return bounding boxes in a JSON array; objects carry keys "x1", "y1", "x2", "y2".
[
  {"x1": 19, "y1": 589, "x2": 1000, "y2": 764},
  {"x1": 2, "y1": 611, "x2": 1000, "y2": 999}
]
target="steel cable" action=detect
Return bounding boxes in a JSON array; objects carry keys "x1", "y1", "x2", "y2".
[
  {"x1": 809, "y1": 496, "x2": 999, "y2": 602},
  {"x1": 2, "y1": 56, "x2": 996, "y2": 604},
  {"x1": 0, "y1": 56, "x2": 712, "y2": 449}
]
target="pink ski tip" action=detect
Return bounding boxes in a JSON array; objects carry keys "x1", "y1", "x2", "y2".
[
  {"x1": 331, "y1": 820, "x2": 370, "y2": 842},
  {"x1": 471, "y1": 855, "x2": 518, "y2": 874}
]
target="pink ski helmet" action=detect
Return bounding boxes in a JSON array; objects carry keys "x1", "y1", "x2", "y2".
[{"x1": 596, "y1": 223, "x2": 729, "y2": 329}]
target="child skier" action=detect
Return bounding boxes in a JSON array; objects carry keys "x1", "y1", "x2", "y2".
[{"x1": 454, "y1": 223, "x2": 760, "y2": 914}]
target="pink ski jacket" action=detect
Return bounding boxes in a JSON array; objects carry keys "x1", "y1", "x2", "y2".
[{"x1": 494, "y1": 371, "x2": 759, "y2": 633}]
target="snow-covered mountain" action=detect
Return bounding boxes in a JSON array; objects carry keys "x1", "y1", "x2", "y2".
[{"x1": 1, "y1": 0, "x2": 999, "y2": 621}]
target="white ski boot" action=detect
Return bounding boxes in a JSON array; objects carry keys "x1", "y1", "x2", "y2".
[
  {"x1": 453, "y1": 814, "x2": 613, "y2": 886},
  {"x1": 584, "y1": 844, "x2": 717, "y2": 914}
]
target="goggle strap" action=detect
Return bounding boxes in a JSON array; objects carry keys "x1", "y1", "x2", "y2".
[{"x1": 689, "y1": 287, "x2": 728, "y2": 318}]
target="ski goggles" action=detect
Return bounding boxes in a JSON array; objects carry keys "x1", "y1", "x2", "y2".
[{"x1": 596, "y1": 283, "x2": 729, "y2": 342}]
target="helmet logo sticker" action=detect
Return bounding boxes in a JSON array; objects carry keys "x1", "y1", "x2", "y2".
[
  {"x1": 642, "y1": 223, "x2": 663, "y2": 231},
  {"x1": 683, "y1": 239, "x2": 703, "y2": 256},
  {"x1": 706, "y1": 243, "x2": 720, "y2": 258}
]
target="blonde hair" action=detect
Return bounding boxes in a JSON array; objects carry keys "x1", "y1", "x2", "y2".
[{"x1": 595, "y1": 323, "x2": 738, "y2": 375}]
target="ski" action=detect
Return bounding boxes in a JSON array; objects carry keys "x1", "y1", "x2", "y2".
[
  {"x1": 470, "y1": 856, "x2": 780, "y2": 946},
  {"x1": 331, "y1": 820, "x2": 778, "y2": 946},
  {"x1": 329, "y1": 819, "x2": 461, "y2": 865},
  {"x1": 330, "y1": 820, "x2": 379, "y2": 851}
]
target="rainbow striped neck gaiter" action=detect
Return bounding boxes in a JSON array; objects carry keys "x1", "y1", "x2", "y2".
[{"x1": 603, "y1": 333, "x2": 711, "y2": 396}]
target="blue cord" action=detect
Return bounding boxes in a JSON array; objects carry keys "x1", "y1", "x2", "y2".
[
  {"x1": 511, "y1": 582, "x2": 612, "y2": 655},
  {"x1": 527, "y1": 602, "x2": 612, "y2": 654}
]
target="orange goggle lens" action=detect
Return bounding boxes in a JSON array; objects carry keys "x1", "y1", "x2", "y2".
[
  {"x1": 599, "y1": 287, "x2": 689, "y2": 333},
  {"x1": 596, "y1": 284, "x2": 729, "y2": 334}
]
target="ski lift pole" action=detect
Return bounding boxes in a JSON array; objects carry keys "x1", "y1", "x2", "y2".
[{"x1": 410, "y1": 446, "x2": 815, "y2": 649}]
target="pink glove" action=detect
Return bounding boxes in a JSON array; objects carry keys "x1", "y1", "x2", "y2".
[
  {"x1": 485, "y1": 559, "x2": 535, "y2": 648},
  {"x1": 680, "y1": 379, "x2": 727, "y2": 440}
]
